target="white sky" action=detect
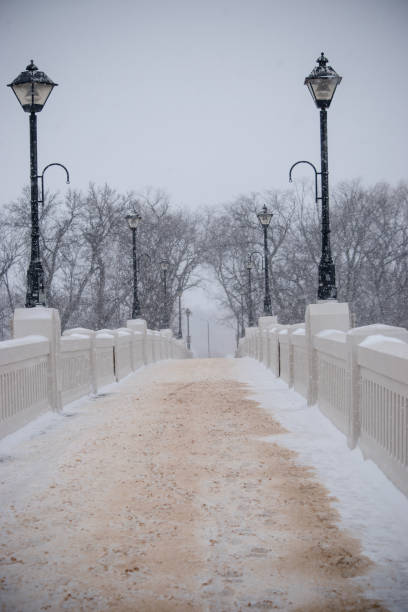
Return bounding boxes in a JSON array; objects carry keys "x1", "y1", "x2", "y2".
[{"x1": 1, "y1": 0, "x2": 407, "y2": 209}]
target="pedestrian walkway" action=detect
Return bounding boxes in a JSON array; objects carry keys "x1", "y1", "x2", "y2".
[{"x1": 0, "y1": 358, "x2": 407, "y2": 611}]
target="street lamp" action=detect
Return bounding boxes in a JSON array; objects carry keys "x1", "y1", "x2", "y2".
[
  {"x1": 239, "y1": 295, "x2": 245, "y2": 339},
  {"x1": 289, "y1": 52, "x2": 342, "y2": 301},
  {"x1": 185, "y1": 308, "x2": 192, "y2": 350},
  {"x1": 176, "y1": 288, "x2": 183, "y2": 339},
  {"x1": 8, "y1": 60, "x2": 67, "y2": 308},
  {"x1": 257, "y1": 205, "x2": 273, "y2": 316},
  {"x1": 160, "y1": 259, "x2": 169, "y2": 328},
  {"x1": 246, "y1": 251, "x2": 263, "y2": 327},
  {"x1": 247, "y1": 258, "x2": 254, "y2": 327},
  {"x1": 126, "y1": 213, "x2": 142, "y2": 318}
]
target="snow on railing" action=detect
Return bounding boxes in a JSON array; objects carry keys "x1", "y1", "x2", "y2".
[
  {"x1": 238, "y1": 305, "x2": 408, "y2": 497},
  {"x1": 0, "y1": 308, "x2": 192, "y2": 440}
]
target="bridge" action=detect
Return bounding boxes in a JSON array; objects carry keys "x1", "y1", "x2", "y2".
[{"x1": 0, "y1": 304, "x2": 408, "y2": 610}]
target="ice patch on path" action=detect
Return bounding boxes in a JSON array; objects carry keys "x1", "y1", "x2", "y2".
[{"x1": 236, "y1": 357, "x2": 408, "y2": 612}]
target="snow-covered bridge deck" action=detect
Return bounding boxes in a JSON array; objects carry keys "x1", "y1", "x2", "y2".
[{"x1": 0, "y1": 358, "x2": 407, "y2": 611}]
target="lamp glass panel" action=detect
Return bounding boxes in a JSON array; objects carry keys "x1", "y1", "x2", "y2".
[
  {"x1": 12, "y1": 82, "x2": 54, "y2": 111},
  {"x1": 309, "y1": 78, "x2": 338, "y2": 101},
  {"x1": 258, "y1": 212, "x2": 272, "y2": 226},
  {"x1": 127, "y1": 215, "x2": 140, "y2": 229}
]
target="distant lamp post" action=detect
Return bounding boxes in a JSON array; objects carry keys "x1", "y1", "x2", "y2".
[
  {"x1": 176, "y1": 288, "x2": 183, "y2": 339},
  {"x1": 247, "y1": 258, "x2": 254, "y2": 327},
  {"x1": 160, "y1": 258, "x2": 169, "y2": 328},
  {"x1": 240, "y1": 296, "x2": 245, "y2": 339},
  {"x1": 257, "y1": 204, "x2": 273, "y2": 316},
  {"x1": 246, "y1": 251, "x2": 263, "y2": 327},
  {"x1": 289, "y1": 52, "x2": 342, "y2": 300},
  {"x1": 126, "y1": 213, "x2": 142, "y2": 318},
  {"x1": 8, "y1": 60, "x2": 68, "y2": 308},
  {"x1": 185, "y1": 308, "x2": 192, "y2": 350}
]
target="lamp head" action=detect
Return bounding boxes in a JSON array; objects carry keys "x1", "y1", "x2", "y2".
[
  {"x1": 257, "y1": 204, "x2": 273, "y2": 228},
  {"x1": 126, "y1": 213, "x2": 142, "y2": 229},
  {"x1": 8, "y1": 60, "x2": 57, "y2": 113},
  {"x1": 304, "y1": 52, "x2": 342, "y2": 109},
  {"x1": 160, "y1": 258, "x2": 169, "y2": 272}
]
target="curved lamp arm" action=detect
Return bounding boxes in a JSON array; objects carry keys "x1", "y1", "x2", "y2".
[
  {"x1": 288, "y1": 160, "x2": 320, "y2": 204},
  {"x1": 37, "y1": 162, "x2": 70, "y2": 206}
]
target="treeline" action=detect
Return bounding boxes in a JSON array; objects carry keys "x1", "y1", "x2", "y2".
[
  {"x1": 0, "y1": 186, "x2": 203, "y2": 336},
  {"x1": 0, "y1": 180, "x2": 407, "y2": 339},
  {"x1": 208, "y1": 180, "x2": 408, "y2": 336}
]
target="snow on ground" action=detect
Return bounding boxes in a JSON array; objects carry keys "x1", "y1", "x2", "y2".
[
  {"x1": 237, "y1": 357, "x2": 408, "y2": 612},
  {"x1": 0, "y1": 357, "x2": 407, "y2": 610}
]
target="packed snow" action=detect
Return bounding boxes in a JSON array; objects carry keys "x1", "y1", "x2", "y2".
[
  {"x1": 0, "y1": 357, "x2": 407, "y2": 610},
  {"x1": 237, "y1": 357, "x2": 408, "y2": 611}
]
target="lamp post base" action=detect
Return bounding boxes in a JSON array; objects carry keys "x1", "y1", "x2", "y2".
[
  {"x1": 25, "y1": 261, "x2": 46, "y2": 308},
  {"x1": 263, "y1": 300, "x2": 273, "y2": 317},
  {"x1": 318, "y1": 260, "x2": 337, "y2": 301}
]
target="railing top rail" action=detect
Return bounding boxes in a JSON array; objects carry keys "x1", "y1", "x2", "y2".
[
  {"x1": 358, "y1": 337, "x2": 408, "y2": 386},
  {"x1": 0, "y1": 334, "x2": 49, "y2": 366},
  {"x1": 61, "y1": 334, "x2": 92, "y2": 351}
]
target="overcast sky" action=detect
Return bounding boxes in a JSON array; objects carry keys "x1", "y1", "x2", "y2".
[
  {"x1": 1, "y1": 0, "x2": 407, "y2": 354},
  {"x1": 1, "y1": 0, "x2": 407, "y2": 211}
]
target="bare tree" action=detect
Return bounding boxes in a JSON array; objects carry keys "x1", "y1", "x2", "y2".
[{"x1": 1, "y1": 179, "x2": 407, "y2": 339}]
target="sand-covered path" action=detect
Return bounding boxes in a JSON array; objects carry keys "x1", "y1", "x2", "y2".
[{"x1": 0, "y1": 358, "x2": 401, "y2": 611}]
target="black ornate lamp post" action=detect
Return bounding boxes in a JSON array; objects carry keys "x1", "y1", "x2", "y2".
[
  {"x1": 246, "y1": 251, "x2": 263, "y2": 327},
  {"x1": 185, "y1": 308, "x2": 191, "y2": 350},
  {"x1": 176, "y1": 288, "x2": 183, "y2": 339},
  {"x1": 8, "y1": 60, "x2": 61, "y2": 308},
  {"x1": 160, "y1": 259, "x2": 169, "y2": 328},
  {"x1": 257, "y1": 205, "x2": 273, "y2": 316},
  {"x1": 289, "y1": 52, "x2": 342, "y2": 301},
  {"x1": 126, "y1": 213, "x2": 142, "y2": 318},
  {"x1": 246, "y1": 258, "x2": 254, "y2": 327},
  {"x1": 239, "y1": 296, "x2": 245, "y2": 338}
]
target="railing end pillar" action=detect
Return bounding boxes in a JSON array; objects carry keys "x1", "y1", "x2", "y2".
[{"x1": 13, "y1": 307, "x2": 62, "y2": 412}]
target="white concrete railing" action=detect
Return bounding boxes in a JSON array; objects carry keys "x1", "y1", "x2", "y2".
[
  {"x1": 357, "y1": 335, "x2": 408, "y2": 496},
  {"x1": 0, "y1": 335, "x2": 50, "y2": 438},
  {"x1": 0, "y1": 308, "x2": 192, "y2": 440},
  {"x1": 238, "y1": 303, "x2": 408, "y2": 497},
  {"x1": 292, "y1": 327, "x2": 308, "y2": 399},
  {"x1": 60, "y1": 333, "x2": 93, "y2": 406},
  {"x1": 315, "y1": 329, "x2": 348, "y2": 436},
  {"x1": 94, "y1": 332, "x2": 116, "y2": 389}
]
